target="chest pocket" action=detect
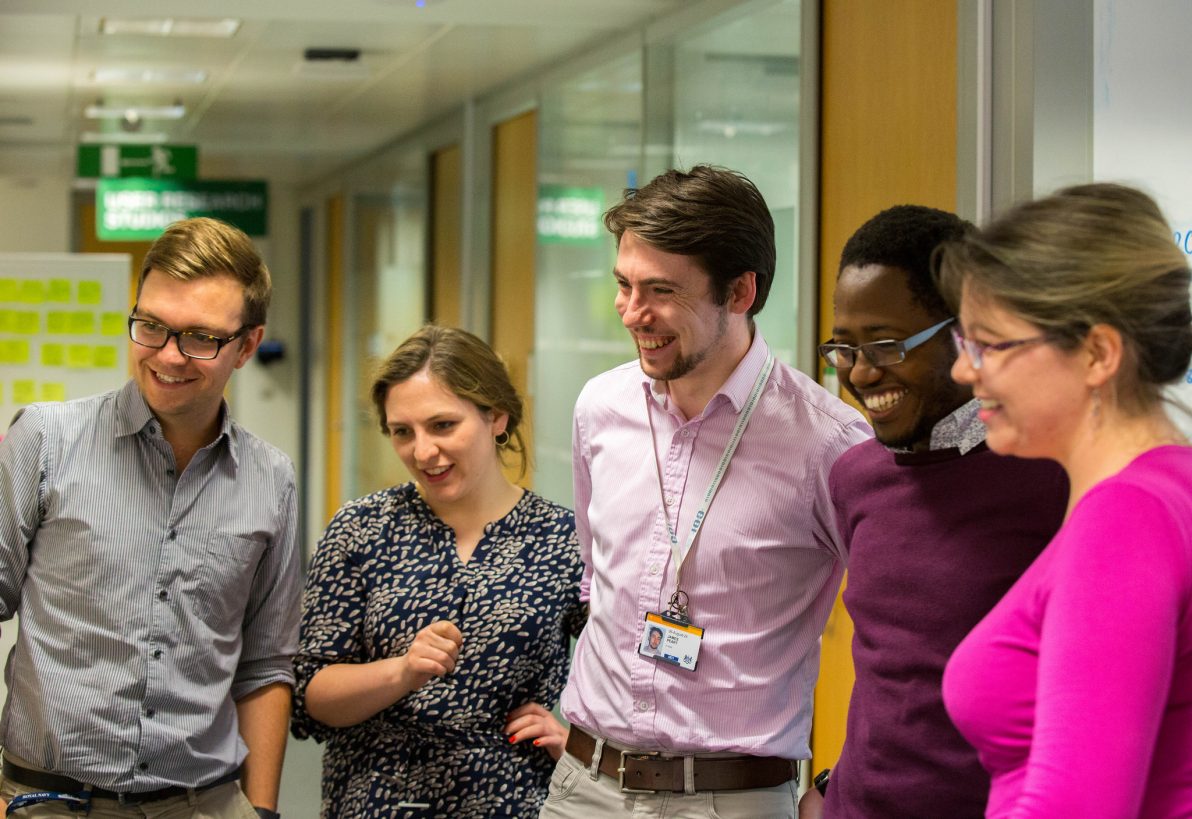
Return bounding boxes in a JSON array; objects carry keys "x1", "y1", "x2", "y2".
[{"x1": 193, "y1": 533, "x2": 268, "y2": 631}]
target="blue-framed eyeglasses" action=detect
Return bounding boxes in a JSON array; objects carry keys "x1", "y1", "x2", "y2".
[
  {"x1": 949, "y1": 325, "x2": 1050, "y2": 370},
  {"x1": 128, "y1": 314, "x2": 250, "y2": 361},
  {"x1": 818, "y1": 317, "x2": 954, "y2": 369}
]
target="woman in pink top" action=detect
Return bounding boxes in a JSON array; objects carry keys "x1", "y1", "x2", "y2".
[{"x1": 937, "y1": 183, "x2": 1192, "y2": 818}]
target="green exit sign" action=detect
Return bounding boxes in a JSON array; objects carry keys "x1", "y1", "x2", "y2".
[{"x1": 77, "y1": 144, "x2": 198, "y2": 180}]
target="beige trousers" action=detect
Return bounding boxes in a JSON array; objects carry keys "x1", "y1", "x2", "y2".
[
  {"x1": 0, "y1": 771, "x2": 258, "y2": 819},
  {"x1": 538, "y1": 750, "x2": 798, "y2": 819}
]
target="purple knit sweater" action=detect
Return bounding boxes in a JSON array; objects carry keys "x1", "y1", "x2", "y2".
[{"x1": 822, "y1": 438, "x2": 1067, "y2": 818}]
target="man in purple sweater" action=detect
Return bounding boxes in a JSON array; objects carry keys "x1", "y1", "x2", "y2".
[{"x1": 800, "y1": 206, "x2": 1068, "y2": 818}]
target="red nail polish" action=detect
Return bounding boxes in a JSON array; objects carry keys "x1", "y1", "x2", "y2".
[
  {"x1": 533, "y1": 740, "x2": 540, "y2": 746},
  {"x1": 509, "y1": 735, "x2": 517, "y2": 743}
]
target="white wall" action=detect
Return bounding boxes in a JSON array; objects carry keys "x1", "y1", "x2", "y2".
[{"x1": 0, "y1": 176, "x2": 71, "y2": 252}]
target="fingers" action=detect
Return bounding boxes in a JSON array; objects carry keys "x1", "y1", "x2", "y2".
[
  {"x1": 506, "y1": 702, "x2": 550, "y2": 721},
  {"x1": 426, "y1": 619, "x2": 463, "y2": 643},
  {"x1": 406, "y1": 621, "x2": 463, "y2": 678},
  {"x1": 504, "y1": 702, "x2": 569, "y2": 761}
]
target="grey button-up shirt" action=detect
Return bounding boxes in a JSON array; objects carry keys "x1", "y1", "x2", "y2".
[{"x1": 0, "y1": 379, "x2": 301, "y2": 791}]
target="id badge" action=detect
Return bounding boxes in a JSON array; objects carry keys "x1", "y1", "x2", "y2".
[{"x1": 639, "y1": 611, "x2": 704, "y2": 672}]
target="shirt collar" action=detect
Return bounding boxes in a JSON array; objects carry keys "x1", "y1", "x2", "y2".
[
  {"x1": 112, "y1": 379, "x2": 237, "y2": 465},
  {"x1": 928, "y1": 398, "x2": 985, "y2": 454},
  {"x1": 644, "y1": 329, "x2": 770, "y2": 415}
]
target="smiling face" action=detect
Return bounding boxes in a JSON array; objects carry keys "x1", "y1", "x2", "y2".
[
  {"x1": 384, "y1": 369, "x2": 508, "y2": 512},
  {"x1": 131, "y1": 270, "x2": 261, "y2": 435},
  {"x1": 832, "y1": 264, "x2": 971, "y2": 450},
  {"x1": 614, "y1": 230, "x2": 749, "y2": 388},
  {"x1": 951, "y1": 286, "x2": 1089, "y2": 460}
]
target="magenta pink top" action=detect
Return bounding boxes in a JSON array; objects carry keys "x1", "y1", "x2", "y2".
[{"x1": 944, "y1": 446, "x2": 1192, "y2": 818}]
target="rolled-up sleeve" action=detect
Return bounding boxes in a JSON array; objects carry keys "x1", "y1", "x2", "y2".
[
  {"x1": 0, "y1": 407, "x2": 46, "y2": 624},
  {"x1": 233, "y1": 476, "x2": 302, "y2": 700}
]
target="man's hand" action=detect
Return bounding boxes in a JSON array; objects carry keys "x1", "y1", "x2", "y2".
[
  {"x1": 504, "y1": 703, "x2": 569, "y2": 761},
  {"x1": 798, "y1": 784, "x2": 825, "y2": 819},
  {"x1": 399, "y1": 620, "x2": 463, "y2": 691}
]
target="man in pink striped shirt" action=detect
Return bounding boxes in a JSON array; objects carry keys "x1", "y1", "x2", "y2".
[{"x1": 540, "y1": 166, "x2": 871, "y2": 819}]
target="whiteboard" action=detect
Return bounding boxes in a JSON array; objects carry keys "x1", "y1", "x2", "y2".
[
  {"x1": 0, "y1": 253, "x2": 132, "y2": 434},
  {"x1": 1093, "y1": 0, "x2": 1192, "y2": 432}
]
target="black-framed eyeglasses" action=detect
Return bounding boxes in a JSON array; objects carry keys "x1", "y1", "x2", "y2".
[
  {"x1": 128, "y1": 315, "x2": 250, "y2": 360},
  {"x1": 818, "y1": 317, "x2": 954, "y2": 369},
  {"x1": 950, "y1": 325, "x2": 1050, "y2": 370}
]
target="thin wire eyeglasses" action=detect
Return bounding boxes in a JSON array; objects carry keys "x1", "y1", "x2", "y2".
[
  {"x1": 127, "y1": 315, "x2": 249, "y2": 360},
  {"x1": 818, "y1": 317, "x2": 954, "y2": 369},
  {"x1": 949, "y1": 325, "x2": 1050, "y2": 370}
]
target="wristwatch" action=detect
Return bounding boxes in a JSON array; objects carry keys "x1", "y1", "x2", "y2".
[
  {"x1": 255, "y1": 808, "x2": 280, "y2": 819},
  {"x1": 813, "y1": 768, "x2": 830, "y2": 796}
]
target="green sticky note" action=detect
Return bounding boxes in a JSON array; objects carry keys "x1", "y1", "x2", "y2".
[
  {"x1": 0, "y1": 279, "x2": 16, "y2": 302},
  {"x1": 67, "y1": 344, "x2": 94, "y2": 368},
  {"x1": 70, "y1": 312, "x2": 96, "y2": 335},
  {"x1": 2, "y1": 341, "x2": 30, "y2": 364},
  {"x1": 93, "y1": 346, "x2": 118, "y2": 368},
  {"x1": 101, "y1": 312, "x2": 126, "y2": 336},
  {"x1": 41, "y1": 383, "x2": 67, "y2": 402},
  {"x1": 15, "y1": 312, "x2": 39, "y2": 334},
  {"x1": 0, "y1": 310, "x2": 14, "y2": 333},
  {"x1": 46, "y1": 311, "x2": 69, "y2": 334},
  {"x1": 17, "y1": 280, "x2": 45, "y2": 304},
  {"x1": 47, "y1": 280, "x2": 71, "y2": 303},
  {"x1": 13, "y1": 380, "x2": 35, "y2": 405},
  {"x1": 41, "y1": 343, "x2": 65, "y2": 366},
  {"x1": 77, "y1": 281, "x2": 102, "y2": 305}
]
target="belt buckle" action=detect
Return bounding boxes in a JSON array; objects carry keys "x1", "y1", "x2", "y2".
[{"x1": 617, "y1": 749, "x2": 660, "y2": 794}]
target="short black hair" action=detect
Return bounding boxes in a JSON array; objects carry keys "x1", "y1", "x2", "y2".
[{"x1": 839, "y1": 205, "x2": 972, "y2": 318}]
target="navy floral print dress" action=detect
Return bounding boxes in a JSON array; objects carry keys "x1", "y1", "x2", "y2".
[{"x1": 292, "y1": 484, "x2": 585, "y2": 818}]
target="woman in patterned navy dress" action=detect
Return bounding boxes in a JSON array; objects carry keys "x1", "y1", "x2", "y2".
[{"x1": 292, "y1": 326, "x2": 586, "y2": 818}]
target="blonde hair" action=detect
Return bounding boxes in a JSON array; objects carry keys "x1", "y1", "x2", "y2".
[
  {"x1": 936, "y1": 183, "x2": 1192, "y2": 413},
  {"x1": 370, "y1": 325, "x2": 528, "y2": 477},
  {"x1": 139, "y1": 217, "x2": 271, "y2": 326}
]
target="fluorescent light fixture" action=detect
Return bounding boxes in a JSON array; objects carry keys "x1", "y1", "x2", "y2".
[
  {"x1": 81, "y1": 131, "x2": 169, "y2": 145},
  {"x1": 85, "y1": 102, "x2": 186, "y2": 120},
  {"x1": 91, "y1": 67, "x2": 208, "y2": 85},
  {"x1": 99, "y1": 18, "x2": 241, "y2": 38},
  {"x1": 696, "y1": 119, "x2": 788, "y2": 138}
]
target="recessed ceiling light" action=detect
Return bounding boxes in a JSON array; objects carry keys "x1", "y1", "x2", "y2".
[
  {"x1": 85, "y1": 101, "x2": 187, "y2": 120},
  {"x1": 80, "y1": 131, "x2": 169, "y2": 145},
  {"x1": 91, "y1": 67, "x2": 208, "y2": 85},
  {"x1": 99, "y1": 18, "x2": 241, "y2": 38}
]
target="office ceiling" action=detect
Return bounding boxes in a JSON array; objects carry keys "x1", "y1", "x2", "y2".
[{"x1": 0, "y1": 0, "x2": 686, "y2": 186}]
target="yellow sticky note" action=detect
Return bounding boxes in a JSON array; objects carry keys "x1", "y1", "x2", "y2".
[
  {"x1": 17, "y1": 280, "x2": 45, "y2": 304},
  {"x1": 47, "y1": 280, "x2": 71, "y2": 303},
  {"x1": 41, "y1": 344, "x2": 65, "y2": 366},
  {"x1": 40, "y1": 383, "x2": 67, "y2": 402},
  {"x1": 77, "y1": 281, "x2": 102, "y2": 305},
  {"x1": 70, "y1": 312, "x2": 96, "y2": 335},
  {"x1": 0, "y1": 279, "x2": 16, "y2": 302},
  {"x1": 67, "y1": 344, "x2": 94, "y2": 368},
  {"x1": 0, "y1": 310, "x2": 14, "y2": 333},
  {"x1": 101, "y1": 312, "x2": 126, "y2": 336},
  {"x1": 2, "y1": 341, "x2": 30, "y2": 364},
  {"x1": 93, "y1": 346, "x2": 118, "y2": 369},
  {"x1": 46, "y1": 312, "x2": 69, "y2": 334},
  {"x1": 15, "y1": 312, "x2": 39, "y2": 334},
  {"x1": 13, "y1": 380, "x2": 35, "y2": 405}
]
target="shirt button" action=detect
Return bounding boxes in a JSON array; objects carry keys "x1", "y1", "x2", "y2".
[
  {"x1": 139, "y1": 762, "x2": 148, "y2": 771},
  {"x1": 649, "y1": 564, "x2": 660, "y2": 575},
  {"x1": 664, "y1": 495, "x2": 675, "y2": 507},
  {"x1": 158, "y1": 589, "x2": 168, "y2": 601},
  {"x1": 680, "y1": 429, "x2": 691, "y2": 438},
  {"x1": 637, "y1": 700, "x2": 650, "y2": 712},
  {"x1": 145, "y1": 708, "x2": 155, "y2": 718},
  {"x1": 152, "y1": 649, "x2": 162, "y2": 659},
  {"x1": 166, "y1": 469, "x2": 175, "y2": 477},
  {"x1": 168, "y1": 529, "x2": 177, "y2": 541}
]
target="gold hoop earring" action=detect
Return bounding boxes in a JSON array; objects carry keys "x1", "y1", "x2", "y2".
[{"x1": 495, "y1": 431, "x2": 511, "y2": 447}]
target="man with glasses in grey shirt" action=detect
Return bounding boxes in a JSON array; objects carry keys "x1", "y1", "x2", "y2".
[{"x1": 0, "y1": 218, "x2": 301, "y2": 818}]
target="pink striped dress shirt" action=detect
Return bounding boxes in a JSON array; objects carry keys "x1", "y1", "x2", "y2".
[{"x1": 560, "y1": 331, "x2": 872, "y2": 759}]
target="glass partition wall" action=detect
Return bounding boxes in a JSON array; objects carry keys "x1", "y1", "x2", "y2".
[{"x1": 533, "y1": 0, "x2": 804, "y2": 505}]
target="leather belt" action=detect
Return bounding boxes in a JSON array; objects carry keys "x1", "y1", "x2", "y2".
[
  {"x1": 565, "y1": 726, "x2": 797, "y2": 793},
  {"x1": 1, "y1": 760, "x2": 242, "y2": 805}
]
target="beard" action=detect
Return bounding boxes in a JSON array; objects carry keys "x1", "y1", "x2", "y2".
[{"x1": 641, "y1": 307, "x2": 730, "y2": 383}]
